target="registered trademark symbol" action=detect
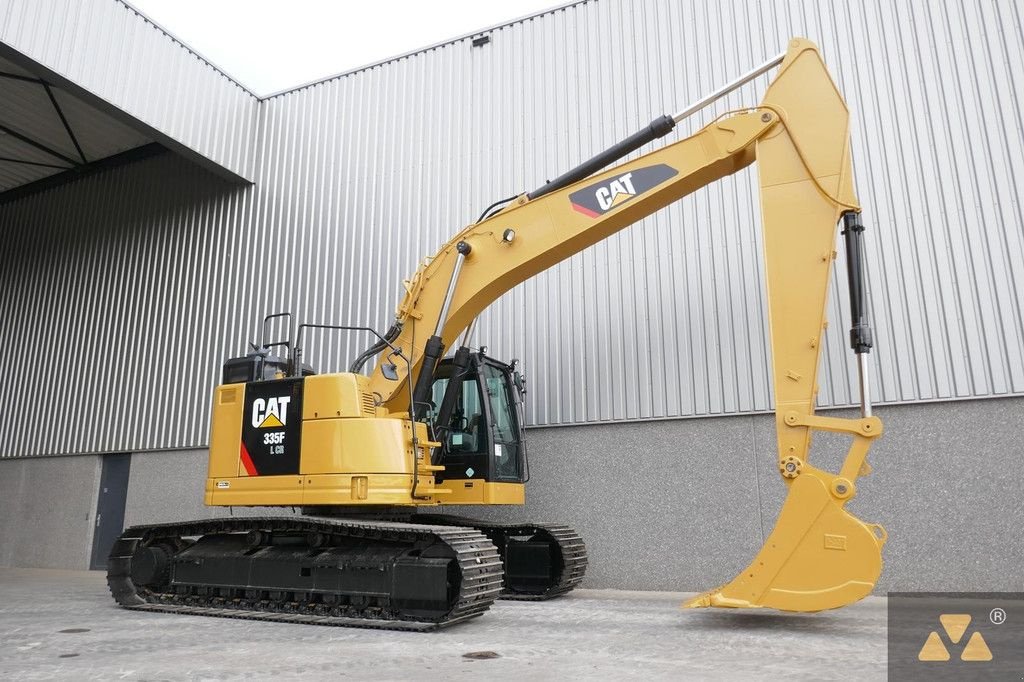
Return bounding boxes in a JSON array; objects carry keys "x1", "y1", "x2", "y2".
[{"x1": 990, "y1": 607, "x2": 1006, "y2": 625}]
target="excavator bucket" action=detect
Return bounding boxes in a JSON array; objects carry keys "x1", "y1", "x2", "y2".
[{"x1": 685, "y1": 468, "x2": 886, "y2": 612}]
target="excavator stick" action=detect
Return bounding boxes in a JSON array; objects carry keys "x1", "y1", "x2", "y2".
[{"x1": 683, "y1": 39, "x2": 887, "y2": 612}]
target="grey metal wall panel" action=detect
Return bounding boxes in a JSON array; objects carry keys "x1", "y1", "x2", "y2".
[
  {"x1": 0, "y1": 152, "x2": 246, "y2": 456},
  {"x1": 0, "y1": 0, "x2": 258, "y2": 181},
  {"x1": 256, "y1": 0, "x2": 1024, "y2": 426},
  {"x1": 0, "y1": 0, "x2": 1022, "y2": 457}
]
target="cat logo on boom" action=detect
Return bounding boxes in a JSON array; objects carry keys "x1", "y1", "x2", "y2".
[
  {"x1": 595, "y1": 172, "x2": 637, "y2": 210},
  {"x1": 251, "y1": 396, "x2": 290, "y2": 428},
  {"x1": 569, "y1": 163, "x2": 678, "y2": 218}
]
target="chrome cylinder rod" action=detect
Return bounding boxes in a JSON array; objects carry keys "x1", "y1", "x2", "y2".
[
  {"x1": 460, "y1": 317, "x2": 478, "y2": 349},
  {"x1": 435, "y1": 241, "x2": 471, "y2": 337},
  {"x1": 857, "y1": 353, "x2": 873, "y2": 418},
  {"x1": 672, "y1": 51, "x2": 786, "y2": 124}
]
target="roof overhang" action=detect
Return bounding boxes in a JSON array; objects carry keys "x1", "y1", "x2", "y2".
[
  {"x1": 0, "y1": 0, "x2": 259, "y2": 191},
  {"x1": 0, "y1": 50, "x2": 161, "y2": 197}
]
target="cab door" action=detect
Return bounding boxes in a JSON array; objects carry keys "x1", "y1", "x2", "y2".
[
  {"x1": 429, "y1": 352, "x2": 527, "y2": 484},
  {"x1": 479, "y1": 360, "x2": 525, "y2": 482}
]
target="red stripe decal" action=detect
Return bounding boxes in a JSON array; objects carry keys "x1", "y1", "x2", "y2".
[
  {"x1": 571, "y1": 203, "x2": 600, "y2": 218},
  {"x1": 239, "y1": 441, "x2": 258, "y2": 476}
]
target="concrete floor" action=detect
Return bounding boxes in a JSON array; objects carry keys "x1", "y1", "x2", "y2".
[{"x1": 0, "y1": 568, "x2": 887, "y2": 681}]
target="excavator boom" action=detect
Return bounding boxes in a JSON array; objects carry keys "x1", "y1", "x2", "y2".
[{"x1": 366, "y1": 37, "x2": 886, "y2": 612}]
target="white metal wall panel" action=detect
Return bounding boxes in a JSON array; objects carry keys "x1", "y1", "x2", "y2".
[
  {"x1": 0, "y1": 0, "x2": 1022, "y2": 457},
  {"x1": 0, "y1": 0, "x2": 258, "y2": 180}
]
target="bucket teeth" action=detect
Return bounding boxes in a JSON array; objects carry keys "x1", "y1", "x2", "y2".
[{"x1": 684, "y1": 589, "x2": 760, "y2": 609}]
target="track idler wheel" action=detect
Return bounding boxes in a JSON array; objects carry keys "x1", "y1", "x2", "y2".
[
  {"x1": 129, "y1": 543, "x2": 173, "y2": 589},
  {"x1": 127, "y1": 540, "x2": 186, "y2": 585}
]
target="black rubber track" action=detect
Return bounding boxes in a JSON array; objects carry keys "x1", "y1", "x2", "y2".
[
  {"x1": 107, "y1": 516, "x2": 503, "y2": 631},
  {"x1": 411, "y1": 514, "x2": 587, "y2": 600}
]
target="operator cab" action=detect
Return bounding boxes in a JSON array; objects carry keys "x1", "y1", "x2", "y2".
[{"x1": 429, "y1": 349, "x2": 528, "y2": 484}]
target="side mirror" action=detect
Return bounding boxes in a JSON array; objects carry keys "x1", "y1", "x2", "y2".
[
  {"x1": 513, "y1": 371, "x2": 527, "y2": 399},
  {"x1": 381, "y1": 349, "x2": 406, "y2": 381}
]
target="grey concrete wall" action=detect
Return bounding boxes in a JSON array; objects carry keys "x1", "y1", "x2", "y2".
[
  {"x1": 124, "y1": 397, "x2": 1024, "y2": 593},
  {"x1": 0, "y1": 455, "x2": 101, "y2": 569},
  {"x1": 4, "y1": 397, "x2": 1022, "y2": 594},
  {"x1": 123, "y1": 449, "x2": 221, "y2": 529},
  {"x1": 123, "y1": 449, "x2": 297, "y2": 528},
  {"x1": 0, "y1": 449, "x2": 288, "y2": 571},
  {"x1": 462, "y1": 397, "x2": 1024, "y2": 593}
]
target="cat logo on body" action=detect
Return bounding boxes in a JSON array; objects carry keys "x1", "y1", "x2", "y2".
[
  {"x1": 252, "y1": 396, "x2": 291, "y2": 428},
  {"x1": 569, "y1": 163, "x2": 678, "y2": 218}
]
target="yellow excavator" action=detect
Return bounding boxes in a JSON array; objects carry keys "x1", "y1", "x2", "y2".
[{"x1": 108, "y1": 37, "x2": 886, "y2": 629}]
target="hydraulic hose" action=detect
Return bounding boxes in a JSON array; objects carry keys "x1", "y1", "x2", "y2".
[{"x1": 348, "y1": 322, "x2": 402, "y2": 373}]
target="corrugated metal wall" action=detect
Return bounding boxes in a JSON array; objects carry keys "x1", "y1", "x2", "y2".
[
  {"x1": 0, "y1": 0, "x2": 258, "y2": 181},
  {"x1": 0, "y1": 0, "x2": 1022, "y2": 457}
]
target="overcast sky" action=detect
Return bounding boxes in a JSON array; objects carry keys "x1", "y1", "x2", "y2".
[{"x1": 128, "y1": 0, "x2": 566, "y2": 96}]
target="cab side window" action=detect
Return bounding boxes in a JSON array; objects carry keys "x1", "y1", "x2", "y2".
[{"x1": 431, "y1": 374, "x2": 486, "y2": 454}]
